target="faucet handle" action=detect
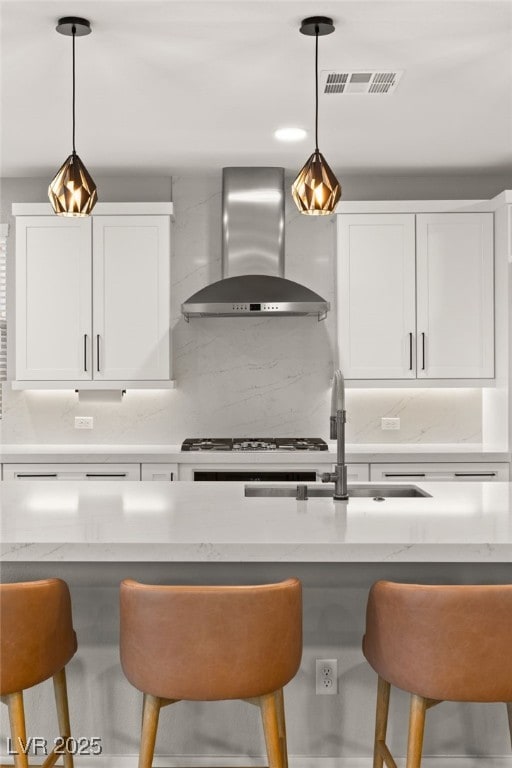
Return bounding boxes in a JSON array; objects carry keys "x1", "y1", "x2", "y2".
[
  {"x1": 329, "y1": 416, "x2": 337, "y2": 440},
  {"x1": 321, "y1": 472, "x2": 333, "y2": 484}
]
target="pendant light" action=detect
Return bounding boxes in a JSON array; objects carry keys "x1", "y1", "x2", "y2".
[
  {"x1": 48, "y1": 17, "x2": 97, "y2": 216},
  {"x1": 291, "y1": 16, "x2": 341, "y2": 215}
]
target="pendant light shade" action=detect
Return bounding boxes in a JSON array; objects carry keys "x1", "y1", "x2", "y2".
[
  {"x1": 291, "y1": 16, "x2": 341, "y2": 215},
  {"x1": 291, "y1": 149, "x2": 341, "y2": 215},
  {"x1": 49, "y1": 152, "x2": 97, "y2": 216},
  {"x1": 48, "y1": 17, "x2": 97, "y2": 216}
]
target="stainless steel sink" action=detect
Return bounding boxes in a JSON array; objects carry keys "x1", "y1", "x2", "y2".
[{"x1": 244, "y1": 483, "x2": 431, "y2": 499}]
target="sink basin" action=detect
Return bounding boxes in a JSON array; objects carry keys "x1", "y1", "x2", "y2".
[{"x1": 244, "y1": 483, "x2": 431, "y2": 499}]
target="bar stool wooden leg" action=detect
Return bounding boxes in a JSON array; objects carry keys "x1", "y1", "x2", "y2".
[
  {"x1": 7, "y1": 692, "x2": 29, "y2": 768},
  {"x1": 406, "y1": 694, "x2": 427, "y2": 768},
  {"x1": 373, "y1": 676, "x2": 392, "y2": 768},
  {"x1": 259, "y1": 691, "x2": 284, "y2": 768},
  {"x1": 138, "y1": 694, "x2": 162, "y2": 768},
  {"x1": 506, "y1": 702, "x2": 512, "y2": 749},
  {"x1": 275, "y1": 688, "x2": 289, "y2": 768},
  {"x1": 53, "y1": 668, "x2": 74, "y2": 768}
]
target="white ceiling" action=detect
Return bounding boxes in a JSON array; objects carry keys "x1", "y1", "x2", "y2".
[{"x1": 1, "y1": 0, "x2": 512, "y2": 177}]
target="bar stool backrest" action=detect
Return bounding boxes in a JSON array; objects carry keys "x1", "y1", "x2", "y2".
[
  {"x1": 0, "y1": 578, "x2": 77, "y2": 695},
  {"x1": 363, "y1": 580, "x2": 512, "y2": 702},
  {"x1": 120, "y1": 578, "x2": 302, "y2": 701}
]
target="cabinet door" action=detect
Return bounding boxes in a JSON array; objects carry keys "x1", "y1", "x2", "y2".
[
  {"x1": 16, "y1": 217, "x2": 92, "y2": 380},
  {"x1": 416, "y1": 213, "x2": 494, "y2": 378},
  {"x1": 337, "y1": 214, "x2": 416, "y2": 378},
  {"x1": 92, "y1": 216, "x2": 170, "y2": 380}
]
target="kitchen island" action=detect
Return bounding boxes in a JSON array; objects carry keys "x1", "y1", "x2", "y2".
[
  {"x1": 1, "y1": 479, "x2": 511, "y2": 562},
  {"x1": 1, "y1": 480, "x2": 511, "y2": 767}
]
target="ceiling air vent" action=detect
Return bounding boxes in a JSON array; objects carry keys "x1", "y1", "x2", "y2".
[{"x1": 321, "y1": 70, "x2": 403, "y2": 95}]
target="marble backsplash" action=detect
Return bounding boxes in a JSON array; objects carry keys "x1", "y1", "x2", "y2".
[
  {"x1": 1, "y1": 385, "x2": 482, "y2": 444},
  {"x1": 1, "y1": 173, "x2": 482, "y2": 445}
]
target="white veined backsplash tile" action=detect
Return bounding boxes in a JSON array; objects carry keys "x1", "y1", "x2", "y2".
[{"x1": 345, "y1": 388, "x2": 482, "y2": 444}]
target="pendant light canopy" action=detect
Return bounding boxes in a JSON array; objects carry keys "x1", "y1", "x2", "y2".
[
  {"x1": 48, "y1": 17, "x2": 97, "y2": 216},
  {"x1": 291, "y1": 16, "x2": 341, "y2": 216}
]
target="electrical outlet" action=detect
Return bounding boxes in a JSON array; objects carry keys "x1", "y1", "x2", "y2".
[
  {"x1": 381, "y1": 417, "x2": 400, "y2": 431},
  {"x1": 75, "y1": 416, "x2": 93, "y2": 429},
  {"x1": 315, "y1": 658, "x2": 338, "y2": 695}
]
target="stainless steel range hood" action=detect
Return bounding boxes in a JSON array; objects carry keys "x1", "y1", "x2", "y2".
[{"x1": 181, "y1": 167, "x2": 329, "y2": 320}]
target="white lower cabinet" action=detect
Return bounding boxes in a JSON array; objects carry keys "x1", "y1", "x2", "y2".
[
  {"x1": 141, "y1": 463, "x2": 178, "y2": 481},
  {"x1": 370, "y1": 462, "x2": 509, "y2": 482},
  {"x1": 3, "y1": 463, "x2": 140, "y2": 480},
  {"x1": 2, "y1": 459, "x2": 508, "y2": 483}
]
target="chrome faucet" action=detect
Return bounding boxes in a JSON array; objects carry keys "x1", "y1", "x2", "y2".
[{"x1": 321, "y1": 370, "x2": 348, "y2": 500}]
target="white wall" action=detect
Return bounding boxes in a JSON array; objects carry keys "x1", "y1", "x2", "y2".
[{"x1": 3, "y1": 171, "x2": 510, "y2": 446}]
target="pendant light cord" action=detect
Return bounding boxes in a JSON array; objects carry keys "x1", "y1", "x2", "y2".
[
  {"x1": 315, "y1": 25, "x2": 319, "y2": 152},
  {"x1": 72, "y1": 25, "x2": 76, "y2": 154}
]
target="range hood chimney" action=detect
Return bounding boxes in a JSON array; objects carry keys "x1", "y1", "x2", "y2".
[{"x1": 181, "y1": 167, "x2": 330, "y2": 320}]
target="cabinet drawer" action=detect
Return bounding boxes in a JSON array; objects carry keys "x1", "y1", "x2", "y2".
[
  {"x1": 3, "y1": 463, "x2": 140, "y2": 481},
  {"x1": 370, "y1": 462, "x2": 509, "y2": 482}
]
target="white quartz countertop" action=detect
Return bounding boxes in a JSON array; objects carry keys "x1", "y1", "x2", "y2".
[
  {"x1": 1, "y1": 480, "x2": 511, "y2": 563},
  {"x1": 0, "y1": 443, "x2": 509, "y2": 463}
]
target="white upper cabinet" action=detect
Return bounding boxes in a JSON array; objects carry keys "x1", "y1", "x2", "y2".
[
  {"x1": 16, "y1": 217, "x2": 92, "y2": 380},
  {"x1": 416, "y1": 213, "x2": 494, "y2": 379},
  {"x1": 337, "y1": 210, "x2": 494, "y2": 381},
  {"x1": 14, "y1": 205, "x2": 172, "y2": 386},
  {"x1": 338, "y1": 214, "x2": 416, "y2": 379},
  {"x1": 92, "y1": 216, "x2": 170, "y2": 380}
]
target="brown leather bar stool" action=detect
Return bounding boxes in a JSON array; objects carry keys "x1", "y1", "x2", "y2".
[
  {"x1": 363, "y1": 580, "x2": 512, "y2": 768},
  {"x1": 0, "y1": 579, "x2": 77, "y2": 768},
  {"x1": 120, "y1": 577, "x2": 302, "y2": 768}
]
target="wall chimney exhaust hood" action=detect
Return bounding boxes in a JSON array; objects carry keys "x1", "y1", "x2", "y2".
[{"x1": 181, "y1": 167, "x2": 329, "y2": 320}]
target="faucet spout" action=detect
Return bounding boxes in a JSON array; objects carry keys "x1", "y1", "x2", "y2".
[
  {"x1": 331, "y1": 369, "x2": 345, "y2": 414},
  {"x1": 330, "y1": 369, "x2": 345, "y2": 439},
  {"x1": 323, "y1": 369, "x2": 349, "y2": 500}
]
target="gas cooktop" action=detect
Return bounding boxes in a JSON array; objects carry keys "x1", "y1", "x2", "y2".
[{"x1": 181, "y1": 438, "x2": 329, "y2": 452}]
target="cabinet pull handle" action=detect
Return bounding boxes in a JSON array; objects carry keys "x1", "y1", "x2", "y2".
[
  {"x1": 96, "y1": 334, "x2": 100, "y2": 372},
  {"x1": 383, "y1": 472, "x2": 426, "y2": 478},
  {"x1": 84, "y1": 334, "x2": 88, "y2": 372},
  {"x1": 421, "y1": 332, "x2": 426, "y2": 370},
  {"x1": 454, "y1": 472, "x2": 496, "y2": 478},
  {"x1": 409, "y1": 332, "x2": 413, "y2": 370},
  {"x1": 16, "y1": 473, "x2": 58, "y2": 478},
  {"x1": 85, "y1": 473, "x2": 127, "y2": 478}
]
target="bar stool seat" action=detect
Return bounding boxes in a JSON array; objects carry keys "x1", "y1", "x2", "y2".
[
  {"x1": 120, "y1": 578, "x2": 302, "y2": 768},
  {"x1": 363, "y1": 580, "x2": 512, "y2": 768},
  {"x1": 1, "y1": 579, "x2": 77, "y2": 768}
]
